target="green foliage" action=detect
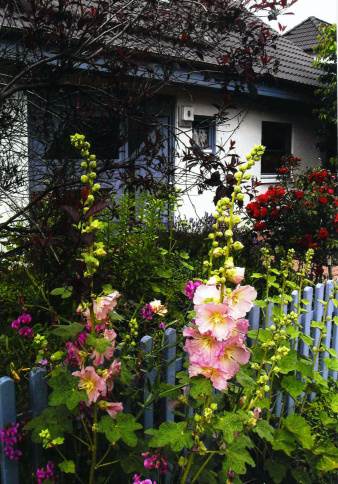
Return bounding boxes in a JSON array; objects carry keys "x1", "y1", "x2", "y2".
[
  {"x1": 146, "y1": 421, "x2": 194, "y2": 451},
  {"x1": 24, "y1": 405, "x2": 73, "y2": 442},
  {"x1": 96, "y1": 414, "x2": 142, "y2": 447},
  {"x1": 48, "y1": 368, "x2": 88, "y2": 409}
]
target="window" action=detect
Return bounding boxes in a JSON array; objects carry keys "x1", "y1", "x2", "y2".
[
  {"x1": 261, "y1": 121, "x2": 292, "y2": 175},
  {"x1": 192, "y1": 116, "x2": 215, "y2": 153}
]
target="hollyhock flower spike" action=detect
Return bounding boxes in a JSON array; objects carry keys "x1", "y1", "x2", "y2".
[{"x1": 91, "y1": 328, "x2": 116, "y2": 366}]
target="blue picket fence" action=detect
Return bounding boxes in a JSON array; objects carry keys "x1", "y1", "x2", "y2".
[{"x1": 1, "y1": 281, "x2": 337, "y2": 483}]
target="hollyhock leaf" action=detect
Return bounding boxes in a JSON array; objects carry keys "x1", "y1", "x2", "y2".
[
  {"x1": 284, "y1": 415, "x2": 314, "y2": 449},
  {"x1": 116, "y1": 448, "x2": 146, "y2": 474},
  {"x1": 272, "y1": 429, "x2": 297, "y2": 456},
  {"x1": 145, "y1": 421, "x2": 194, "y2": 452},
  {"x1": 256, "y1": 329, "x2": 272, "y2": 342},
  {"x1": 52, "y1": 323, "x2": 85, "y2": 341},
  {"x1": 264, "y1": 456, "x2": 289, "y2": 484},
  {"x1": 50, "y1": 287, "x2": 72, "y2": 297},
  {"x1": 235, "y1": 370, "x2": 255, "y2": 391},
  {"x1": 254, "y1": 299, "x2": 267, "y2": 309},
  {"x1": 291, "y1": 469, "x2": 312, "y2": 484},
  {"x1": 221, "y1": 435, "x2": 255, "y2": 475},
  {"x1": 247, "y1": 330, "x2": 258, "y2": 339},
  {"x1": 86, "y1": 334, "x2": 112, "y2": 354},
  {"x1": 286, "y1": 326, "x2": 300, "y2": 339},
  {"x1": 109, "y1": 312, "x2": 124, "y2": 321},
  {"x1": 24, "y1": 405, "x2": 72, "y2": 442},
  {"x1": 328, "y1": 348, "x2": 338, "y2": 358},
  {"x1": 278, "y1": 350, "x2": 297, "y2": 374},
  {"x1": 59, "y1": 460, "x2": 75, "y2": 474},
  {"x1": 313, "y1": 441, "x2": 338, "y2": 472},
  {"x1": 324, "y1": 357, "x2": 338, "y2": 371},
  {"x1": 311, "y1": 321, "x2": 325, "y2": 330},
  {"x1": 214, "y1": 412, "x2": 243, "y2": 443},
  {"x1": 48, "y1": 369, "x2": 88, "y2": 410},
  {"x1": 97, "y1": 414, "x2": 142, "y2": 447},
  {"x1": 300, "y1": 334, "x2": 314, "y2": 346},
  {"x1": 119, "y1": 363, "x2": 133, "y2": 386},
  {"x1": 190, "y1": 377, "x2": 213, "y2": 398},
  {"x1": 282, "y1": 375, "x2": 307, "y2": 400},
  {"x1": 251, "y1": 273, "x2": 263, "y2": 279},
  {"x1": 177, "y1": 371, "x2": 191, "y2": 385},
  {"x1": 296, "y1": 358, "x2": 313, "y2": 377},
  {"x1": 179, "y1": 251, "x2": 189, "y2": 259},
  {"x1": 253, "y1": 420, "x2": 274, "y2": 443}
]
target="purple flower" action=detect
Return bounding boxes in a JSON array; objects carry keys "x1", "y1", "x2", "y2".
[
  {"x1": 19, "y1": 326, "x2": 34, "y2": 338},
  {"x1": 141, "y1": 304, "x2": 154, "y2": 320},
  {"x1": 1, "y1": 423, "x2": 22, "y2": 460},
  {"x1": 158, "y1": 322, "x2": 166, "y2": 329},
  {"x1": 36, "y1": 461, "x2": 58, "y2": 484},
  {"x1": 11, "y1": 313, "x2": 32, "y2": 329},
  {"x1": 184, "y1": 280, "x2": 202, "y2": 299}
]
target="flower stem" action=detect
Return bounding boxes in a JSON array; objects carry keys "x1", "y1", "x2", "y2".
[
  {"x1": 89, "y1": 403, "x2": 98, "y2": 484},
  {"x1": 191, "y1": 452, "x2": 216, "y2": 483}
]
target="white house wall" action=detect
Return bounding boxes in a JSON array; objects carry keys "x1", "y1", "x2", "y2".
[{"x1": 175, "y1": 91, "x2": 321, "y2": 220}]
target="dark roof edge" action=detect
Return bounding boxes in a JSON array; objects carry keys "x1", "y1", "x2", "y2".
[{"x1": 283, "y1": 16, "x2": 331, "y2": 36}]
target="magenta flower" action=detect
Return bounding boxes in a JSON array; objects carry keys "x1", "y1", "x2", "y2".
[
  {"x1": 142, "y1": 449, "x2": 168, "y2": 474},
  {"x1": 133, "y1": 475, "x2": 157, "y2": 484},
  {"x1": 158, "y1": 322, "x2": 166, "y2": 329},
  {"x1": 18, "y1": 326, "x2": 34, "y2": 338},
  {"x1": 72, "y1": 366, "x2": 106, "y2": 403},
  {"x1": 141, "y1": 304, "x2": 154, "y2": 320},
  {"x1": 195, "y1": 303, "x2": 236, "y2": 341},
  {"x1": 1, "y1": 423, "x2": 22, "y2": 460},
  {"x1": 36, "y1": 461, "x2": 58, "y2": 484},
  {"x1": 184, "y1": 280, "x2": 202, "y2": 299}
]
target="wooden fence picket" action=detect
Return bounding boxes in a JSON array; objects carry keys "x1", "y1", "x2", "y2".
[
  {"x1": 140, "y1": 335, "x2": 156, "y2": 433},
  {"x1": 0, "y1": 377, "x2": 19, "y2": 484}
]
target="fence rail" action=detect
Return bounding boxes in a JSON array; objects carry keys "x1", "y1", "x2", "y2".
[{"x1": 1, "y1": 281, "x2": 337, "y2": 483}]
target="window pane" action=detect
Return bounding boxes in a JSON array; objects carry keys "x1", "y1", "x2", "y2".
[
  {"x1": 192, "y1": 117, "x2": 211, "y2": 149},
  {"x1": 261, "y1": 122, "x2": 291, "y2": 174}
]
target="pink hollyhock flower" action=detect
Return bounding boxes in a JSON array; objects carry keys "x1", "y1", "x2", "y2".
[
  {"x1": 103, "y1": 359, "x2": 121, "y2": 392},
  {"x1": 99, "y1": 401, "x2": 123, "y2": 418},
  {"x1": 183, "y1": 327, "x2": 223, "y2": 365},
  {"x1": 233, "y1": 318, "x2": 249, "y2": 335},
  {"x1": 229, "y1": 285, "x2": 257, "y2": 320},
  {"x1": 227, "y1": 267, "x2": 245, "y2": 284},
  {"x1": 72, "y1": 366, "x2": 106, "y2": 403},
  {"x1": 253, "y1": 407, "x2": 261, "y2": 419},
  {"x1": 184, "y1": 280, "x2": 202, "y2": 299},
  {"x1": 189, "y1": 363, "x2": 229, "y2": 391},
  {"x1": 193, "y1": 284, "x2": 220, "y2": 305},
  {"x1": 195, "y1": 303, "x2": 236, "y2": 341},
  {"x1": 95, "y1": 292, "x2": 120, "y2": 321},
  {"x1": 217, "y1": 335, "x2": 251, "y2": 378},
  {"x1": 91, "y1": 328, "x2": 117, "y2": 367}
]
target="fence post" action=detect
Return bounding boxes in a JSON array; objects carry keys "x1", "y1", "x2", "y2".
[
  {"x1": 29, "y1": 368, "x2": 48, "y2": 469},
  {"x1": 321, "y1": 281, "x2": 335, "y2": 380},
  {"x1": 162, "y1": 328, "x2": 176, "y2": 423},
  {"x1": 140, "y1": 336, "x2": 156, "y2": 433},
  {"x1": 0, "y1": 377, "x2": 19, "y2": 484},
  {"x1": 300, "y1": 286, "x2": 314, "y2": 358}
]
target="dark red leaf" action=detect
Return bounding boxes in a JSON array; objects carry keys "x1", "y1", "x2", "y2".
[
  {"x1": 85, "y1": 201, "x2": 110, "y2": 219},
  {"x1": 62, "y1": 205, "x2": 81, "y2": 223}
]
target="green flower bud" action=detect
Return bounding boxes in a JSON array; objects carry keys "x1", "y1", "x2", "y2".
[
  {"x1": 233, "y1": 241, "x2": 244, "y2": 251},
  {"x1": 81, "y1": 175, "x2": 89, "y2": 183},
  {"x1": 236, "y1": 193, "x2": 244, "y2": 201}
]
